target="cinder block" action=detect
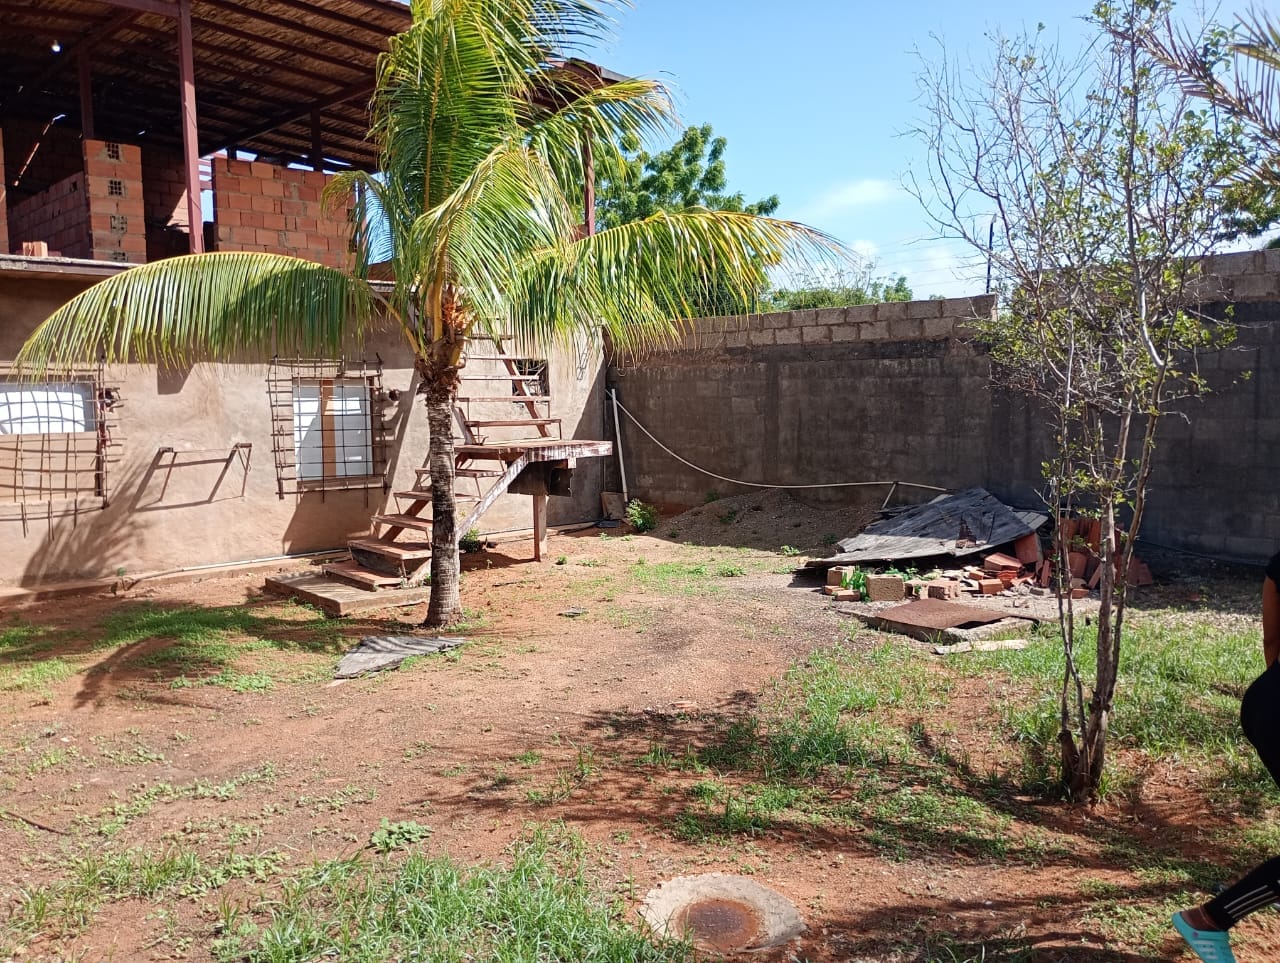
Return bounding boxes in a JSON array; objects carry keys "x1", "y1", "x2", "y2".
[
  {"x1": 979, "y1": 579, "x2": 1004, "y2": 595},
  {"x1": 875, "y1": 300, "x2": 907, "y2": 321},
  {"x1": 860, "y1": 321, "x2": 889, "y2": 341},
  {"x1": 865, "y1": 574, "x2": 905, "y2": 602},
  {"x1": 908, "y1": 299, "x2": 945, "y2": 319},
  {"x1": 801, "y1": 325, "x2": 832, "y2": 344},
  {"x1": 826, "y1": 566, "x2": 850, "y2": 587},
  {"x1": 927, "y1": 580, "x2": 959, "y2": 600},
  {"x1": 775, "y1": 327, "x2": 802, "y2": 345},
  {"x1": 888, "y1": 318, "x2": 923, "y2": 340}
]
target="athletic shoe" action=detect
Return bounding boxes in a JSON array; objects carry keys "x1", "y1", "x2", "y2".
[{"x1": 1173, "y1": 911, "x2": 1237, "y2": 963}]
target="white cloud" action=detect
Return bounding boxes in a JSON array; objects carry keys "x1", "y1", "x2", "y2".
[{"x1": 795, "y1": 178, "x2": 901, "y2": 222}]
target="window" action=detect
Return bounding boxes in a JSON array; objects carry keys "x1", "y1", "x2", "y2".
[
  {"x1": 267, "y1": 358, "x2": 390, "y2": 498},
  {"x1": 292, "y1": 379, "x2": 373, "y2": 480},
  {"x1": 0, "y1": 371, "x2": 117, "y2": 511},
  {"x1": 0, "y1": 382, "x2": 96, "y2": 435}
]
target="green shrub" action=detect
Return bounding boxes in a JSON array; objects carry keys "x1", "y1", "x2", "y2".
[
  {"x1": 624, "y1": 500, "x2": 658, "y2": 532},
  {"x1": 459, "y1": 527, "x2": 484, "y2": 553}
]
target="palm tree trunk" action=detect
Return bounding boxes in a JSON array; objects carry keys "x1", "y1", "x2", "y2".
[{"x1": 420, "y1": 366, "x2": 462, "y2": 627}]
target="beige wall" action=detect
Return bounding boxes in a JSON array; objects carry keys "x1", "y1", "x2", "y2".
[{"x1": 0, "y1": 272, "x2": 608, "y2": 587}]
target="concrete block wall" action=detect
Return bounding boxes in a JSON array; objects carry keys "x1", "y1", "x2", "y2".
[
  {"x1": 7, "y1": 172, "x2": 91, "y2": 259},
  {"x1": 609, "y1": 260, "x2": 1278, "y2": 565},
  {"x1": 83, "y1": 138, "x2": 146, "y2": 264},
  {"x1": 210, "y1": 158, "x2": 350, "y2": 268}
]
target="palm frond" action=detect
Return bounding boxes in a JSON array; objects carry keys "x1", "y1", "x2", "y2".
[
  {"x1": 16, "y1": 253, "x2": 377, "y2": 376},
  {"x1": 505, "y1": 209, "x2": 847, "y2": 354},
  {"x1": 522, "y1": 77, "x2": 677, "y2": 188}
]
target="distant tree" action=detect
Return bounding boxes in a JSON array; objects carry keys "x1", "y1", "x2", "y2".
[
  {"x1": 763, "y1": 269, "x2": 911, "y2": 311},
  {"x1": 914, "y1": 0, "x2": 1247, "y2": 798},
  {"x1": 1138, "y1": 8, "x2": 1280, "y2": 243},
  {"x1": 596, "y1": 123, "x2": 779, "y2": 230}
]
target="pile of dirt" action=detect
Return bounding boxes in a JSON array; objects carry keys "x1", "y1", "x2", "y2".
[{"x1": 647, "y1": 489, "x2": 880, "y2": 558}]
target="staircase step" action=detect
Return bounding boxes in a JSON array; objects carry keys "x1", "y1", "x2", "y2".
[
  {"x1": 457, "y1": 395, "x2": 551, "y2": 403},
  {"x1": 393, "y1": 490, "x2": 478, "y2": 501},
  {"x1": 348, "y1": 537, "x2": 433, "y2": 561},
  {"x1": 466, "y1": 418, "x2": 561, "y2": 428},
  {"x1": 323, "y1": 560, "x2": 403, "y2": 590},
  {"x1": 373, "y1": 513, "x2": 435, "y2": 533},
  {"x1": 459, "y1": 374, "x2": 542, "y2": 382}
]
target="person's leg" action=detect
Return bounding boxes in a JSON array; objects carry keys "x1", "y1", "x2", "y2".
[{"x1": 1171, "y1": 662, "x2": 1280, "y2": 961}]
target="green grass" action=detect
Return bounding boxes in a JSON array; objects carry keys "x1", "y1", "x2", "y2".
[
  {"x1": 0, "y1": 656, "x2": 76, "y2": 692},
  {"x1": 958, "y1": 612, "x2": 1269, "y2": 800},
  {"x1": 216, "y1": 829, "x2": 691, "y2": 963}
]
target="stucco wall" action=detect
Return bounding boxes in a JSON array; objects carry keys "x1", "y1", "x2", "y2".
[
  {"x1": 0, "y1": 273, "x2": 607, "y2": 587},
  {"x1": 609, "y1": 254, "x2": 1280, "y2": 565}
]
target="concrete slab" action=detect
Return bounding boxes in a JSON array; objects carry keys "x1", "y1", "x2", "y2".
[{"x1": 263, "y1": 573, "x2": 429, "y2": 617}]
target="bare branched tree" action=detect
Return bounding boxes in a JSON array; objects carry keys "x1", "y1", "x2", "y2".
[{"x1": 911, "y1": 0, "x2": 1248, "y2": 798}]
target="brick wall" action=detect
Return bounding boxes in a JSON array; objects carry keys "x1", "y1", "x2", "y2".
[
  {"x1": 141, "y1": 146, "x2": 191, "y2": 262},
  {"x1": 7, "y1": 172, "x2": 91, "y2": 259},
  {"x1": 211, "y1": 158, "x2": 351, "y2": 268},
  {"x1": 82, "y1": 138, "x2": 146, "y2": 264},
  {"x1": 609, "y1": 255, "x2": 1280, "y2": 564}
]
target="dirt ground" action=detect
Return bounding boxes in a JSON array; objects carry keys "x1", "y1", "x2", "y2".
[{"x1": 0, "y1": 490, "x2": 1275, "y2": 962}]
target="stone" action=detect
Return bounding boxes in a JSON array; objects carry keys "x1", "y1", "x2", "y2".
[{"x1": 865, "y1": 574, "x2": 906, "y2": 602}]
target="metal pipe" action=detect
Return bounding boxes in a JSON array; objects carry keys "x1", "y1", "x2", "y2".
[{"x1": 610, "y1": 388, "x2": 629, "y2": 504}]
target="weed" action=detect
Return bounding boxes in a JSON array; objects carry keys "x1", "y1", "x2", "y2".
[
  {"x1": 779, "y1": 544, "x2": 801, "y2": 557},
  {"x1": 555, "y1": 555, "x2": 567, "y2": 565},
  {"x1": 459, "y1": 527, "x2": 484, "y2": 553},
  {"x1": 368, "y1": 819, "x2": 432, "y2": 853},
  {"x1": 718, "y1": 508, "x2": 739, "y2": 525},
  {"x1": 627, "y1": 499, "x2": 660, "y2": 530},
  {"x1": 716, "y1": 564, "x2": 746, "y2": 577}
]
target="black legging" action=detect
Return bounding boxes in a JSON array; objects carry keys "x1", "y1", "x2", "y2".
[{"x1": 1205, "y1": 658, "x2": 1280, "y2": 929}]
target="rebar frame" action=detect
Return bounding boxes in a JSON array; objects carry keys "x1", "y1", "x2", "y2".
[
  {"x1": 267, "y1": 357, "x2": 390, "y2": 501},
  {"x1": 0, "y1": 360, "x2": 120, "y2": 529}
]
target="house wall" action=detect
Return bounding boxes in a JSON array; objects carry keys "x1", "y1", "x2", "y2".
[
  {"x1": 0, "y1": 272, "x2": 607, "y2": 588},
  {"x1": 608, "y1": 251, "x2": 1280, "y2": 565},
  {"x1": 210, "y1": 158, "x2": 350, "y2": 268}
]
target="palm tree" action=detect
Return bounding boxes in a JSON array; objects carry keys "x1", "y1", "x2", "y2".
[
  {"x1": 17, "y1": 0, "x2": 838, "y2": 626},
  {"x1": 1138, "y1": 7, "x2": 1280, "y2": 240}
]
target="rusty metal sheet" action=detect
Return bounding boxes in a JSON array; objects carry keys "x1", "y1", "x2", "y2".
[
  {"x1": 807, "y1": 487, "x2": 1048, "y2": 569},
  {"x1": 873, "y1": 598, "x2": 1009, "y2": 632}
]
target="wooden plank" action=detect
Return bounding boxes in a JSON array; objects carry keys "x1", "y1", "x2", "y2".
[
  {"x1": 372, "y1": 513, "x2": 434, "y2": 533},
  {"x1": 323, "y1": 560, "x2": 401, "y2": 589},
  {"x1": 264, "y1": 573, "x2": 428, "y2": 617},
  {"x1": 348, "y1": 537, "x2": 432, "y2": 561},
  {"x1": 533, "y1": 492, "x2": 547, "y2": 561},
  {"x1": 466, "y1": 418, "x2": 561, "y2": 428}
]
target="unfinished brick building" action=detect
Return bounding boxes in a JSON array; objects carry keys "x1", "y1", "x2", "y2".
[{"x1": 0, "y1": 0, "x2": 612, "y2": 597}]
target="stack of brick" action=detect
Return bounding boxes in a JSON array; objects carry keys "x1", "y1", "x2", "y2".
[
  {"x1": 7, "y1": 172, "x2": 92, "y2": 259},
  {"x1": 82, "y1": 139, "x2": 146, "y2": 264},
  {"x1": 211, "y1": 157, "x2": 351, "y2": 269}
]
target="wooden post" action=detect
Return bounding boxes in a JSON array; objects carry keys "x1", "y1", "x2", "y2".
[
  {"x1": 532, "y1": 493, "x2": 547, "y2": 561},
  {"x1": 78, "y1": 55, "x2": 95, "y2": 139},
  {"x1": 177, "y1": 0, "x2": 204, "y2": 253}
]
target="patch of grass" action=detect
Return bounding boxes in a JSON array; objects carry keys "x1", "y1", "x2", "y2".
[
  {"x1": 220, "y1": 829, "x2": 690, "y2": 963},
  {"x1": 628, "y1": 561, "x2": 722, "y2": 598},
  {"x1": 716, "y1": 563, "x2": 746, "y2": 578},
  {"x1": 0, "y1": 657, "x2": 76, "y2": 692},
  {"x1": 8, "y1": 847, "x2": 286, "y2": 941}
]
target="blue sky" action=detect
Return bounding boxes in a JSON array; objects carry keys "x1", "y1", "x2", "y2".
[{"x1": 579, "y1": 1, "x2": 1152, "y2": 297}]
